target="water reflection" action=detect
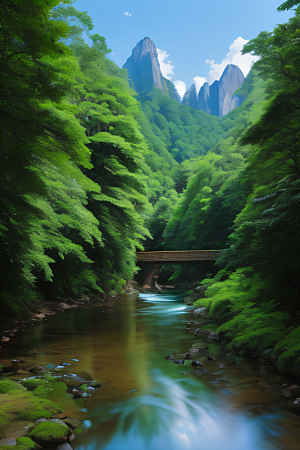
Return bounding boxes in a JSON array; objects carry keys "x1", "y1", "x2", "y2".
[
  {"x1": 74, "y1": 291, "x2": 283, "y2": 450},
  {"x1": 77, "y1": 369, "x2": 280, "y2": 450},
  {"x1": 2, "y1": 290, "x2": 295, "y2": 449}
]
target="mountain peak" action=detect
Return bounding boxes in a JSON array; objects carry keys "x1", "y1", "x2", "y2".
[
  {"x1": 196, "y1": 64, "x2": 245, "y2": 117},
  {"x1": 123, "y1": 37, "x2": 168, "y2": 95}
]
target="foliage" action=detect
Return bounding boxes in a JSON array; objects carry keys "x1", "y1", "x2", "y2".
[
  {"x1": 277, "y1": 0, "x2": 299, "y2": 11},
  {"x1": 191, "y1": 5, "x2": 300, "y2": 376},
  {"x1": 0, "y1": 0, "x2": 152, "y2": 306},
  {"x1": 141, "y1": 88, "x2": 224, "y2": 164},
  {"x1": 196, "y1": 268, "x2": 289, "y2": 351},
  {"x1": 163, "y1": 69, "x2": 267, "y2": 252},
  {"x1": 274, "y1": 327, "x2": 300, "y2": 377}
]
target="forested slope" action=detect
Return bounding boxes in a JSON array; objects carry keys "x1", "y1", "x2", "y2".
[
  {"x1": 165, "y1": 2, "x2": 300, "y2": 377},
  {"x1": 2, "y1": 0, "x2": 300, "y2": 380},
  {"x1": 0, "y1": 1, "x2": 155, "y2": 315}
]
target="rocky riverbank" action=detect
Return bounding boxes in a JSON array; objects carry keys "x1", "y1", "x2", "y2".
[
  {"x1": 166, "y1": 291, "x2": 300, "y2": 422},
  {"x1": 0, "y1": 356, "x2": 103, "y2": 449}
]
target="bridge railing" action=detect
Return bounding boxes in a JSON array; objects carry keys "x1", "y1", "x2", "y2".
[{"x1": 136, "y1": 250, "x2": 222, "y2": 262}]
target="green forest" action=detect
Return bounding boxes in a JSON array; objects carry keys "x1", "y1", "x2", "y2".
[{"x1": 1, "y1": 0, "x2": 300, "y2": 379}]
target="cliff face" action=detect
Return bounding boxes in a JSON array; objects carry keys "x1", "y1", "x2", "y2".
[
  {"x1": 197, "y1": 64, "x2": 245, "y2": 117},
  {"x1": 123, "y1": 39, "x2": 244, "y2": 116},
  {"x1": 218, "y1": 65, "x2": 245, "y2": 117},
  {"x1": 181, "y1": 83, "x2": 198, "y2": 109},
  {"x1": 123, "y1": 37, "x2": 168, "y2": 95}
]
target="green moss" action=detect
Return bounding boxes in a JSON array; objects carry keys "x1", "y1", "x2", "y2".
[
  {"x1": 22, "y1": 379, "x2": 44, "y2": 391},
  {"x1": 0, "y1": 389, "x2": 62, "y2": 436},
  {"x1": 28, "y1": 421, "x2": 68, "y2": 446},
  {"x1": 16, "y1": 437, "x2": 36, "y2": 450},
  {"x1": 79, "y1": 384, "x2": 87, "y2": 391},
  {"x1": 18, "y1": 408, "x2": 53, "y2": 421},
  {"x1": 32, "y1": 386, "x2": 53, "y2": 399},
  {"x1": 0, "y1": 410, "x2": 10, "y2": 437},
  {"x1": 0, "y1": 436, "x2": 36, "y2": 450},
  {"x1": 0, "y1": 380, "x2": 26, "y2": 394}
]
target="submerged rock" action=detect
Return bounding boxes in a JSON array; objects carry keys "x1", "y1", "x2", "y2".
[{"x1": 191, "y1": 361, "x2": 202, "y2": 368}]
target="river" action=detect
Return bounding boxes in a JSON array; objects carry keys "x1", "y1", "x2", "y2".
[{"x1": 2, "y1": 291, "x2": 300, "y2": 449}]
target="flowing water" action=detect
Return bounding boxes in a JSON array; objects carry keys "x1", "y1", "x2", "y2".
[{"x1": 2, "y1": 291, "x2": 300, "y2": 449}]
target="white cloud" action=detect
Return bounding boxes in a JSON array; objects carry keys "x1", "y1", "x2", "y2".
[
  {"x1": 124, "y1": 11, "x2": 132, "y2": 16},
  {"x1": 205, "y1": 37, "x2": 259, "y2": 84},
  {"x1": 157, "y1": 49, "x2": 175, "y2": 80},
  {"x1": 174, "y1": 80, "x2": 186, "y2": 99},
  {"x1": 193, "y1": 76, "x2": 207, "y2": 94}
]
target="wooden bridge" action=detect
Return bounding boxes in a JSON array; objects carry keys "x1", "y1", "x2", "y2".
[{"x1": 136, "y1": 250, "x2": 222, "y2": 262}]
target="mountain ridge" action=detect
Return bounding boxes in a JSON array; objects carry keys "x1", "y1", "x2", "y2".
[{"x1": 123, "y1": 37, "x2": 246, "y2": 117}]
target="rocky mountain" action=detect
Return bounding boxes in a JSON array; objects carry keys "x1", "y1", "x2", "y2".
[
  {"x1": 123, "y1": 37, "x2": 180, "y2": 100},
  {"x1": 123, "y1": 38, "x2": 245, "y2": 117},
  {"x1": 197, "y1": 65, "x2": 245, "y2": 117}
]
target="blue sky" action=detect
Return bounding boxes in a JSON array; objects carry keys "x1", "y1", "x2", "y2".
[{"x1": 73, "y1": 0, "x2": 294, "y2": 96}]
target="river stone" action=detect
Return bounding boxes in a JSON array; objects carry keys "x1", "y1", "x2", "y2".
[
  {"x1": 35, "y1": 418, "x2": 48, "y2": 424},
  {"x1": 56, "y1": 444, "x2": 73, "y2": 450},
  {"x1": 193, "y1": 307, "x2": 206, "y2": 316},
  {"x1": 0, "y1": 438, "x2": 17, "y2": 446},
  {"x1": 49, "y1": 419, "x2": 68, "y2": 426},
  {"x1": 89, "y1": 380, "x2": 101, "y2": 388},
  {"x1": 29, "y1": 421, "x2": 69, "y2": 446},
  {"x1": 281, "y1": 389, "x2": 292, "y2": 398}
]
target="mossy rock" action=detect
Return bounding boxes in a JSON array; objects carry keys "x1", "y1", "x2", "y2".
[
  {"x1": 21, "y1": 379, "x2": 44, "y2": 391},
  {"x1": 29, "y1": 421, "x2": 69, "y2": 446},
  {"x1": 0, "y1": 437, "x2": 35, "y2": 450},
  {"x1": 0, "y1": 380, "x2": 26, "y2": 394},
  {"x1": 32, "y1": 386, "x2": 53, "y2": 399},
  {"x1": 0, "y1": 389, "x2": 63, "y2": 436},
  {"x1": 16, "y1": 437, "x2": 36, "y2": 450}
]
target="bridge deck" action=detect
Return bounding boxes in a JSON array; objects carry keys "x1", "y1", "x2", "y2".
[{"x1": 136, "y1": 250, "x2": 222, "y2": 262}]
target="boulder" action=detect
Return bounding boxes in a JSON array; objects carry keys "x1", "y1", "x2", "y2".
[
  {"x1": 28, "y1": 421, "x2": 69, "y2": 447},
  {"x1": 193, "y1": 307, "x2": 206, "y2": 316}
]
